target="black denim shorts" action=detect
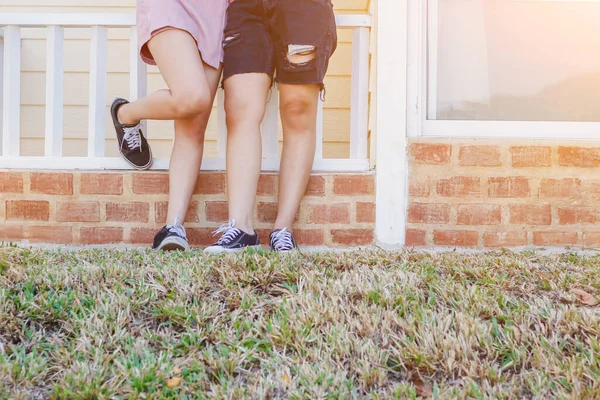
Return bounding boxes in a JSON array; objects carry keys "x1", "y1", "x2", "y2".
[{"x1": 222, "y1": 0, "x2": 338, "y2": 90}]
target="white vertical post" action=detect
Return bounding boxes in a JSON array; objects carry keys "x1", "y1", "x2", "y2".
[
  {"x1": 88, "y1": 26, "x2": 107, "y2": 157},
  {"x1": 261, "y1": 86, "x2": 279, "y2": 162},
  {"x1": 427, "y1": 0, "x2": 439, "y2": 120},
  {"x1": 2, "y1": 26, "x2": 20, "y2": 157},
  {"x1": 217, "y1": 88, "x2": 227, "y2": 159},
  {"x1": 350, "y1": 27, "x2": 370, "y2": 160},
  {"x1": 376, "y1": 0, "x2": 408, "y2": 247},
  {"x1": 45, "y1": 26, "x2": 64, "y2": 157},
  {"x1": 129, "y1": 27, "x2": 147, "y2": 134},
  {"x1": 406, "y1": 0, "x2": 426, "y2": 137},
  {"x1": 129, "y1": 28, "x2": 147, "y2": 102},
  {"x1": 315, "y1": 97, "x2": 324, "y2": 161}
]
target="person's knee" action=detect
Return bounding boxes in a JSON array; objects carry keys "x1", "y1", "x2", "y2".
[
  {"x1": 281, "y1": 93, "x2": 313, "y2": 118},
  {"x1": 172, "y1": 89, "x2": 212, "y2": 119},
  {"x1": 225, "y1": 96, "x2": 266, "y2": 130},
  {"x1": 280, "y1": 92, "x2": 315, "y2": 132}
]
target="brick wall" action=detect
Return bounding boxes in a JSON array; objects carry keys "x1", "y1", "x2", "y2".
[
  {"x1": 408, "y1": 139, "x2": 600, "y2": 248},
  {"x1": 0, "y1": 171, "x2": 375, "y2": 247}
]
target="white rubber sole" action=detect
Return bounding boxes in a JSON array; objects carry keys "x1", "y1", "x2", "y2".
[
  {"x1": 155, "y1": 236, "x2": 190, "y2": 251},
  {"x1": 120, "y1": 146, "x2": 153, "y2": 171},
  {"x1": 203, "y1": 245, "x2": 262, "y2": 255}
]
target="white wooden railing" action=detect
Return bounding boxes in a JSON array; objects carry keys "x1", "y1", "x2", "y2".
[{"x1": 0, "y1": 13, "x2": 371, "y2": 172}]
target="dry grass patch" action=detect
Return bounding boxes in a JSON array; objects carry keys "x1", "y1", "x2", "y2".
[{"x1": 0, "y1": 246, "x2": 599, "y2": 399}]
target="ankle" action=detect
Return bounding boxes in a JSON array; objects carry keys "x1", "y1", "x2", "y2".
[
  {"x1": 234, "y1": 220, "x2": 255, "y2": 235},
  {"x1": 118, "y1": 104, "x2": 138, "y2": 125},
  {"x1": 274, "y1": 220, "x2": 293, "y2": 232},
  {"x1": 166, "y1": 215, "x2": 185, "y2": 227}
]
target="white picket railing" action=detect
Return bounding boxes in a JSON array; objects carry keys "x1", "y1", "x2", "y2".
[{"x1": 0, "y1": 13, "x2": 371, "y2": 172}]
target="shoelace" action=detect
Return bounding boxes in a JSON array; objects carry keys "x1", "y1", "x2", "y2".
[
  {"x1": 122, "y1": 124, "x2": 143, "y2": 152},
  {"x1": 271, "y1": 228, "x2": 295, "y2": 251},
  {"x1": 166, "y1": 217, "x2": 187, "y2": 239},
  {"x1": 213, "y1": 219, "x2": 241, "y2": 245}
]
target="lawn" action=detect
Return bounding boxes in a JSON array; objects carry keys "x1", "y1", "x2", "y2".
[{"x1": 0, "y1": 246, "x2": 599, "y2": 399}]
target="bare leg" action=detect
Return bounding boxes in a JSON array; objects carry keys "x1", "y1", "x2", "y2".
[
  {"x1": 166, "y1": 65, "x2": 221, "y2": 225},
  {"x1": 126, "y1": 29, "x2": 220, "y2": 225},
  {"x1": 118, "y1": 29, "x2": 214, "y2": 125},
  {"x1": 223, "y1": 73, "x2": 272, "y2": 234},
  {"x1": 274, "y1": 83, "x2": 320, "y2": 230}
]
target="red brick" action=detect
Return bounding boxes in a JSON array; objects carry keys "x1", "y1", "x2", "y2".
[
  {"x1": 195, "y1": 173, "x2": 226, "y2": 195},
  {"x1": 106, "y1": 202, "x2": 149, "y2": 223},
  {"x1": 510, "y1": 146, "x2": 551, "y2": 167},
  {"x1": 294, "y1": 229, "x2": 325, "y2": 246},
  {"x1": 406, "y1": 229, "x2": 426, "y2": 246},
  {"x1": 539, "y1": 178, "x2": 581, "y2": 198},
  {"x1": 434, "y1": 230, "x2": 478, "y2": 247},
  {"x1": 187, "y1": 228, "x2": 215, "y2": 246},
  {"x1": 457, "y1": 204, "x2": 501, "y2": 225},
  {"x1": 255, "y1": 229, "x2": 272, "y2": 246},
  {"x1": 6, "y1": 200, "x2": 49, "y2": 221},
  {"x1": 257, "y1": 202, "x2": 279, "y2": 223},
  {"x1": 437, "y1": 177, "x2": 481, "y2": 197},
  {"x1": 257, "y1": 174, "x2": 276, "y2": 196},
  {"x1": 155, "y1": 201, "x2": 200, "y2": 224},
  {"x1": 132, "y1": 173, "x2": 169, "y2": 194},
  {"x1": 558, "y1": 206, "x2": 600, "y2": 225},
  {"x1": 333, "y1": 175, "x2": 375, "y2": 196},
  {"x1": 205, "y1": 201, "x2": 228, "y2": 223},
  {"x1": 306, "y1": 176, "x2": 326, "y2": 196},
  {"x1": 307, "y1": 204, "x2": 350, "y2": 224},
  {"x1": 0, "y1": 224, "x2": 25, "y2": 240},
  {"x1": 356, "y1": 202, "x2": 375, "y2": 223},
  {"x1": 57, "y1": 202, "x2": 100, "y2": 222},
  {"x1": 330, "y1": 229, "x2": 374, "y2": 246},
  {"x1": 256, "y1": 228, "x2": 325, "y2": 247},
  {"x1": 129, "y1": 227, "x2": 156, "y2": 244},
  {"x1": 559, "y1": 146, "x2": 600, "y2": 168},
  {"x1": 409, "y1": 180, "x2": 430, "y2": 197},
  {"x1": 30, "y1": 172, "x2": 73, "y2": 195},
  {"x1": 533, "y1": 231, "x2": 578, "y2": 246},
  {"x1": 80, "y1": 173, "x2": 123, "y2": 195},
  {"x1": 0, "y1": 172, "x2": 23, "y2": 193},
  {"x1": 80, "y1": 227, "x2": 124, "y2": 244},
  {"x1": 509, "y1": 204, "x2": 551, "y2": 225},
  {"x1": 583, "y1": 232, "x2": 600, "y2": 247},
  {"x1": 483, "y1": 231, "x2": 528, "y2": 248},
  {"x1": 488, "y1": 177, "x2": 530, "y2": 198},
  {"x1": 408, "y1": 203, "x2": 450, "y2": 224},
  {"x1": 459, "y1": 146, "x2": 501, "y2": 167},
  {"x1": 28, "y1": 226, "x2": 73, "y2": 244},
  {"x1": 587, "y1": 181, "x2": 600, "y2": 199},
  {"x1": 410, "y1": 143, "x2": 451, "y2": 165}
]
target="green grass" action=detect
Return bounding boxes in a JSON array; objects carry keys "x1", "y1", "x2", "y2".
[{"x1": 0, "y1": 245, "x2": 599, "y2": 399}]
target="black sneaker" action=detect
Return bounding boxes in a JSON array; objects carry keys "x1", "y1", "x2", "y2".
[
  {"x1": 204, "y1": 220, "x2": 261, "y2": 254},
  {"x1": 269, "y1": 228, "x2": 298, "y2": 253},
  {"x1": 111, "y1": 98, "x2": 153, "y2": 170},
  {"x1": 152, "y1": 218, "x2": 190, "y2": 251}
]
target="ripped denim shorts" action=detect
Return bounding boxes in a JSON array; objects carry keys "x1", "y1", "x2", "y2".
[{"x1": 222, "y1": 0, "x2": 338, "y2": 92}]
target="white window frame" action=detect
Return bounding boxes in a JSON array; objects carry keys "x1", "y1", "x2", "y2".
[{"x1": 407, "y1": 0, "x2": 600, "y2": 139}]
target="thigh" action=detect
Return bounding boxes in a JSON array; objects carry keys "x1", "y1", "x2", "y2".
[
  {"x1": 223, "y1": 0, "x2": 275, "y2": 83},
  {"x1": 224, "y1": 73, "x2": 272, "y2": 125},
  {"x1": 147, "y1": 29, "x2": 211, "y2": 97},
  {"x1": 272, "y1": 0, "x2": 338, "y2": 87}
]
